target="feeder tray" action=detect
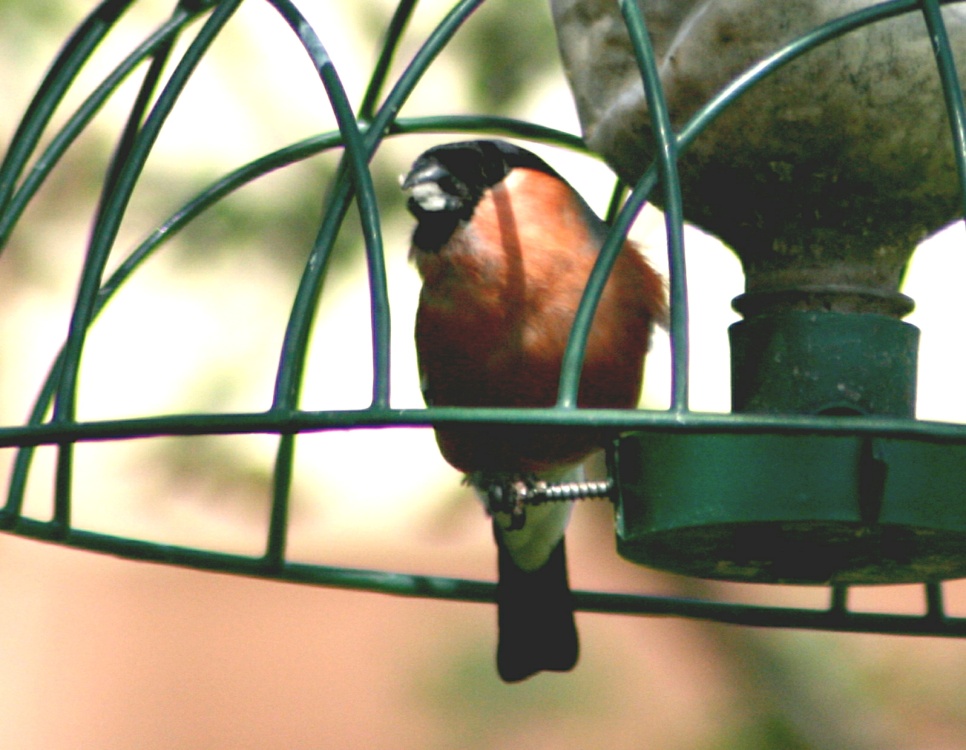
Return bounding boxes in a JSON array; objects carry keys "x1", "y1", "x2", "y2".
[
  {"x1": 614, "y1": 430, "x2": 966, "y2": 585},
  {"x1": 614, "y1": 309, "x2": 950, "y2": 585}
]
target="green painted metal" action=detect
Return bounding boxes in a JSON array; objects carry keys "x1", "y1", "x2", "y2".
[
  {"x1": 730, "y1": 312, "x2": 921, "y2": 417},
  {"x1": 615, "y1": 431, "x2": 966, "y2": 584},
  {"x1": 2, "y1": 0, "x2": 966, "y2": 639}
]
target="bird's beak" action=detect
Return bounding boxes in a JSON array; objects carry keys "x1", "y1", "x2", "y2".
[
  {"x1": 401, "y1": 158, "x2": 448, "y2": 192},
  {"x1": 402, "y1": 158, "x2": 463, "y2": 214}
]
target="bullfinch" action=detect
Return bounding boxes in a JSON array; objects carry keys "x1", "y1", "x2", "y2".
[{"x1": 403, "y1": 139, "x2": 665, "y2": 682}]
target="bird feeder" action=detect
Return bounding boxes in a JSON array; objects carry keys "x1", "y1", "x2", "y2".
[
  {"x1": 552, "y1": 0, "x2": 966, "y2": 583},
  {"x1": 8, "y1": 0, "x2": 966, "y2": 653}
]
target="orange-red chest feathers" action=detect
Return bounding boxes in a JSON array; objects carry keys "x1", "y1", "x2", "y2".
[{"x1": 413, "y1": 167, "x2": 665, "y2": 473}]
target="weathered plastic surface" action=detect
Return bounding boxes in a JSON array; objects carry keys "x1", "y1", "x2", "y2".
[
  {"x1": 550, "y1": 0, "x2": 966, "y2": 312},
  {"x1": 730, "y1": 311, "x2": 920, "y2": 416}
]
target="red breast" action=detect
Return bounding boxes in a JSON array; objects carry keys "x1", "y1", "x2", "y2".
[{"x1": 414, "y1": 167, "x2": 665, "y2": 473}]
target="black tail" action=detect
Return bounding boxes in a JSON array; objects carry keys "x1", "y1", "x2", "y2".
[{"x1": 494, "y1": 523, "x2": 579, "y2": 682}]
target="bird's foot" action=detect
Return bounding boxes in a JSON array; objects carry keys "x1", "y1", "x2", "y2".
[{"x1": 470, "y1": 473, "x2": 547, "y2": 530}]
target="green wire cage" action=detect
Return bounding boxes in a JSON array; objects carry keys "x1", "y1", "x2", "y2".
[{"x1": 4, "y1": 0, "x2": 966, "y2": 648}]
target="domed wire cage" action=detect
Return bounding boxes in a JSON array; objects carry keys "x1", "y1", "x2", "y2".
[{"x1": 4, "y1": 0, "x2": 966, "y2": 644}]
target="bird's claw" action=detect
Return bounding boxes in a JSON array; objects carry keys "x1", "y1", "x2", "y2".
[{"x1": 482, "y1": 475, "x2": 548, "y2": 530}]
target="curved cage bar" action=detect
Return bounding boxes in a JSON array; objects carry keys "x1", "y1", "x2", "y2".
[{"x1": 2, "y1": 0, "x2": 966, "y2": 640}]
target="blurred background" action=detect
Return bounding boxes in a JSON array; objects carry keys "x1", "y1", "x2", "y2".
[{"x1": 3, "y1": 0, "x2": 966, "y2": 747}]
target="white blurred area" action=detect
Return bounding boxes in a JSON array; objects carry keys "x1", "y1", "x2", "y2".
[{"x1": 903, "y1": 220, "x2": 966, "y2": 422}]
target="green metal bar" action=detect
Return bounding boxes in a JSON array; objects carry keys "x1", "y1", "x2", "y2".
[
  {"x1": 603, "y1": 180, "x2": 628, "y2": 226},
  {"x1": 0, "y1": 0, "x2": 136, "y2": 222},
  {"x1": 263, "y1": 0, "x2": 393, "y2": 568},
  {"x1": 358, "y1": 0, "x2": 419, "y2": 122},
  {"x1": 269, "y1": 0, "x2": 487, "y2": 416},
  {"x1": 265, "y1": 0, "x2": 486, "y2": 567},
  {"x1": 577, "y1": 588, "x2": 966, "y2": 638},
  {"x1": 617, "y1": 0, "x2": 689, "y2": 412},
  {"x1": 361, "y1": 0, "x2": 488, "y2": 146},
  {"x1": 266, "y1": 436, "x2": 295, "y2": 573},
  {"x1": 6, "y1": 408, "x2": 966, "y2": 454},
  {"x1": 263, "y1": 0, "x2": 393, "y2": 566},
  {"x1": 919, "y1": 0, "x2": 966, "y2": 218},
  {"x1": 555, "y1": 5, "x2": 676, "y2": 409},
  {"x1": 347, "y1": 0, "x2": 492, "y2": 411},
  {"x1": 4, "y1": 515, "x2": 966, "y2": 639},
  {"x1": 267, "y1": 0, "x2": 391, "y2": 407},
  {"x1": 267, "y1": 0, "x2": 388, "y2": 413},
  {"x1": 51, "y1": 0, "x2": 244, "y2": 532},
  {"x1": 52, "y1": 0, "x2": 240, "y2": 416},
  {"x1": 830, "y1": 585, "x2": 850, "y2": 614},
  {"x1": 926, "y1": 582, "x2": 946, "y2": 622},
  {"x1": 0, "y1": 13, "x2": 194, "y2": 246},
  {"x1": 390, "y1": 114, "x2": 587, "y2": 149},
  {"x1": 339, "y1": 0, "x2": 421, "y2": 411},
  {"x1": 93, "y1": 12, "x2": 186, "y2": 230},
  {"x1": 3, "y1": 10, "x2": 198, "y2": 521}
]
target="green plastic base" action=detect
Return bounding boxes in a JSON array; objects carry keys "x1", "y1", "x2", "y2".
[
  {"x1": 614, "y1": 431, "x2": 966, "y2": 585},
  {"x1": 730, "y1": 311, "x2": 920, "y2": 416}
]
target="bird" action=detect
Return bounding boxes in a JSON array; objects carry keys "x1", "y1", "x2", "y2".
[{"x1": 402, "y1": 139, "x2": 666, "y2": 682}]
